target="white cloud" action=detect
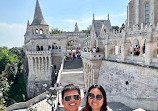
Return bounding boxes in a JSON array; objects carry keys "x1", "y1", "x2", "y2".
[{"x1": 0, "y1": 23, "x2": 26, "y2": 48}]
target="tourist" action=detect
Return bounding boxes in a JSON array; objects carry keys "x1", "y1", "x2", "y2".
[
  {"x1": 84, "y1": 48, "x2": 87, "y2": 52},
  {"x1": 93, "y1": 47, "x2": 96, "y2": 53},
  {"x1": 82, "y1": 84, "x2": 107, "y2": 111},
  {"x1": 83, "y1": 87, "x2": 86, "y2": 96},
  {"x1": 96, "y1": 47, "x2": 100, "y2": 52},
  {"x1": 62, "y1": 84, "x2": 81, "y2": 111}
]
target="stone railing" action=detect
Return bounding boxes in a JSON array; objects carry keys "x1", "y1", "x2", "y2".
[
  {"x1": 81, "y1": 51, "x2": 104, "y2": 60},
  {"x1": 56, "y1": 57, "x2": 65, "y2": 85},
  {"x1": 7, "y1": 91, "x2": 48, "y2": 111},
  {"x1": 26, "y1": 51, "x2": 51, "y2": 55}
]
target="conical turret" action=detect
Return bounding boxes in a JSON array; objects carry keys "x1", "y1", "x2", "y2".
[
  {"x1": 31, "y1": 0, "x2": 48, "y2": 25},
  {"x1": 74, "y1": 22, "x2": 79, "y2": 32},
  {"x1": 25, "y1": 20, "x2": 31, "y2": 36}
]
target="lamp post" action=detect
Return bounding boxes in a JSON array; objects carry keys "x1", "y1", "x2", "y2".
[
  {"x1": 43, "y1": 83, "x2": 63, "y2": 111},
  {"x1": 51, "y1": 65, "x2": 56, "y2": 87}
]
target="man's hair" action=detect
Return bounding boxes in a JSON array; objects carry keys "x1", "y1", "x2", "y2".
[{"x1": 61, "y1": 84, "x2": 80, "y2": 99}]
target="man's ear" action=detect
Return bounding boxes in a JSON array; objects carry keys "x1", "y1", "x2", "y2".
[
  {"x1": 79, "y1": 97, "x2": 81, "y2": 103},
  {"x1": 62, "y1": 99, "x2": 64, "y2": 105}
]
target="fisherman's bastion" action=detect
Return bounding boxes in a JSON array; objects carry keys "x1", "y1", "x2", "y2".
[{"x1": 7, "y1": 0, "x2": 158, "y2": 110}]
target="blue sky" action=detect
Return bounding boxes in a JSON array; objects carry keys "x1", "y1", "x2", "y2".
[{"x1": 0, "y1": 0, "x2": 128, "y2": 48}]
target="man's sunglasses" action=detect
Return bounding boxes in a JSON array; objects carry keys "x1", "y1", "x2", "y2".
[
  {"x1": 88, "y1": 93, "x2": 103, "y2": 100},
  {"x1": 64, "y1": 94, "x2": 80, "y2": 101}
]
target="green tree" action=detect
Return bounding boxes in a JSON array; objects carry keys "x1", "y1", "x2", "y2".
[
  {"x1": 82, "y1": 25, "x2": 91, "y2": 37},
  {"x1": 120, "y1": 23, "x2": 125, "y2": 32},
  {"x1": 50, "y1": 28, "x2": 63, "y2": 34},
  {"x1": 112, "y1": 26, "x2": 119, "y2": 32},
  {"x1": 0, "y1": 98, "x2": 6, "y2": 111}
]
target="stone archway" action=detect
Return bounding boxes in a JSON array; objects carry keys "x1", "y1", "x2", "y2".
[
  {"x1": 133, "y1": 39, "x2": 140, "y2": 56},
  {"x1": 66, "y1": 39, "x2": 81, "y2": 59},
  {"x1": 140, "y1": 38, "x2": 146, "y2": 56}
]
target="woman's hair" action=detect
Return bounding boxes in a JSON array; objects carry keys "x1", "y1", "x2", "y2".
[{"x1": 83, "y1": 84, "x2": 107, "y2": 111}]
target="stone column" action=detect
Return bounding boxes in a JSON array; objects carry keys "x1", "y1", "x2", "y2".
[
  {"x1": 127, "y1": 3, "x2": 130, "y2": 27},
  {"x1": 150, "y1": 0, "x2": 155, "y2": 25},
  {"x1": 104, "y1": 35, "x2": 109, "y2": 59},
  {"x1": 121, "y1": 31, "x2": 126, "y2": 62},
  {"x1": 135, "y1": 0, "x2": 139, "y2": 25},
  {"x1": 145, "y1": 27, "x2": 152, "y2": 65}
]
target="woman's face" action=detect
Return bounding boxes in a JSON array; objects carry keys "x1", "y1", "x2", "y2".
[{"x1": 88, "y1": 88, "x2": 104, "y2": 111}]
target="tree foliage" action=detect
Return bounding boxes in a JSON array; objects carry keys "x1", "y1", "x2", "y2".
[
  {"x1": 112, "y1": 23, "x2": 125, "y2": 32},
  {"x1": 112, "y1": 26, "x2": 119, "y2": 31},
  {"x1": 0, "y1": 46, "x2": 26, "y2": 106},
  {"x1": 50, "y1": 28, "x2": 63, "y2": 34},
  {"x1": 82, "y1": 25, "x2": 91, "y2": 36}
]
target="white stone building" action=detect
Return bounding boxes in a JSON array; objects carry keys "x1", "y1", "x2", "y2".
[
  {"x1": 24, "y1": 0, "x2": 87, "y2": 98},
  {"x1": 24, "y1": 0, "x2": 158, "y2": 110},
  {"x1": 82, "y1": 0, "x2": 158, "y2": 110}
]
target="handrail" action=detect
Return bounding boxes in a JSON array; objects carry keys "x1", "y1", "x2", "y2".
[
  {"x1": 56, "y1": 57, "x2": 65, "y2": 84},
  {"x1": 7, "y1": 91, "x2": 48, "y2": 111}
]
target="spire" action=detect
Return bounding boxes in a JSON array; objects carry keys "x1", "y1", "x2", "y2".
[
  {"x1": 108, "y1": 13, "x2": 109, "y2": 20},
  {"x1": 74, "y1": 22, "x2": 79, "y2": 32},
  {"x1": 27, "y1": 20, "x2": 30, "y2": 26},
  {"x1": 93, "y1": 13, "x2": 95, "y2": 20},
  {"x1": 31, "y1": 0, "x2": 48, "y2": 25},
  {"x1": 25, "y1": 20, "x2": 31, "y2": 35}
]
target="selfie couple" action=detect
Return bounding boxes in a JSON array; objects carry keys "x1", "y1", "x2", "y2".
[{"x1": 61, "y1": 84, "x2": 108, "y2": 111}]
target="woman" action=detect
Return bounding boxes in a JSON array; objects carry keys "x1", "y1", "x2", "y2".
[{"x1": 82, "y1": 84, "x2": 107, "y2": 111}]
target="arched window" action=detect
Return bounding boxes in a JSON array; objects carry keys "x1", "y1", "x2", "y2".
[
  {"x1": 145, "y1": 2, "x2": 149, "y2": 25},
  {"x1": 104, "y1": 29, "x2": 106, "y2": 34},
  {"x1": 35, "y1": 29, "x2": 38, "y2": 34},
  {"x1": 41, "y1": 46, "x2": 43, "y2": 51},
  {"x1": 40, "y1": 29, "x2": 43, "y2": 34},
  {"x1": 52, "y1": 45, "x2": 54, "y2": 49},
  {"x1": 37, "y1": 45, "x2": 40, "y2": 51},
  {"x1": 48, "y1": 45, "x2": 51, "y2": 50}
]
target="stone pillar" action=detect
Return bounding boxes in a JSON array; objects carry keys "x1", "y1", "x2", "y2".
[
  {"x1": 135, "y1": 0, "x2": 139, "y2": 25},
  {"x1": 150, "y1": 0, "x2": 155, "y2": 25},
  {"x1": 104, "y1": 35, "x2": 109, "y2": 59},
  {"x1": 35, "y1": 57, "x2": 37, "y2": 74},
  {"x1": 121, "y1": 31, "x2": 126, "y2": 62},
  {"x1": 127, "y1": 3, "x2": 130, "y2": 27},
  {"x1": 145, "y1": 27, "x2": 152, "y2": 65}
]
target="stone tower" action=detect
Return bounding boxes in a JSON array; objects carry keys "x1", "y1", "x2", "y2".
[
  {"x1": 74, "y1": 22, "x2": 79, "y2": 32},
  {"x1": 24, "y1": 0, "x2": 52, "y2": 98}
]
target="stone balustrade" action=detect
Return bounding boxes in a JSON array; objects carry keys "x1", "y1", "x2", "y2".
[
  {"x1": 81, "y1": 51, "x2": 104, "y2": 60},
  {"x1": 26, "y1": 51, "x2": 51, "y2": 55},
  {"x1": 26, "y1": 50, "x2": 63, "y2": 55}
]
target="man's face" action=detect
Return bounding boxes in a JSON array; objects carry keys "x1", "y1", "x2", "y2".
[{"x1": 62, "y1": 90, "x2": 81, "y2": 111}]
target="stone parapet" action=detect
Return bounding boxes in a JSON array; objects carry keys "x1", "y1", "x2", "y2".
[
  {"x1": 26, "y1": 51, "x2": 51, "y2": 55},
  {"x1": 81, "y1": 51, "x2": 104, "y2": 60}
]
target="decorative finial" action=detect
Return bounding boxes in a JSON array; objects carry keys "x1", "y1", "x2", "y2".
[
  {"x1": 108, "y1": 13, "x2": 109, "y2": 20},
  {"x1": 93, "y1": 13, "x2": 95, "y2": 20}
]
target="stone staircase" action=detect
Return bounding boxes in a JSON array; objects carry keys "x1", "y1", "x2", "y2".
[{"x1": 60, "y1": 58, "x2": 84, "y2": 88}]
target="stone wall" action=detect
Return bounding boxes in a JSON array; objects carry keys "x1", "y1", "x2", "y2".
[{"x1": 98, "y1": 60, "x2": 158, "y2": 110}]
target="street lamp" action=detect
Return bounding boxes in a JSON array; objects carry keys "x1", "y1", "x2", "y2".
[
  {"x1": 51, "y1": 65, "x2": 56, "y2": 87},
  {"x1": 43, "y1": 83, "x2": 63, "y2": 111}
]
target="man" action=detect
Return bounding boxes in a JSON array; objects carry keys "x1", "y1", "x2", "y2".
[{"x1": 62, "y1": 84, "x2": 81, "y2": 111}]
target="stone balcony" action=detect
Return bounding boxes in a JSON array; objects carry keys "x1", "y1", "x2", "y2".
[{"x1": 81, "y1": 51, "x2": 104, "y2": 60}]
